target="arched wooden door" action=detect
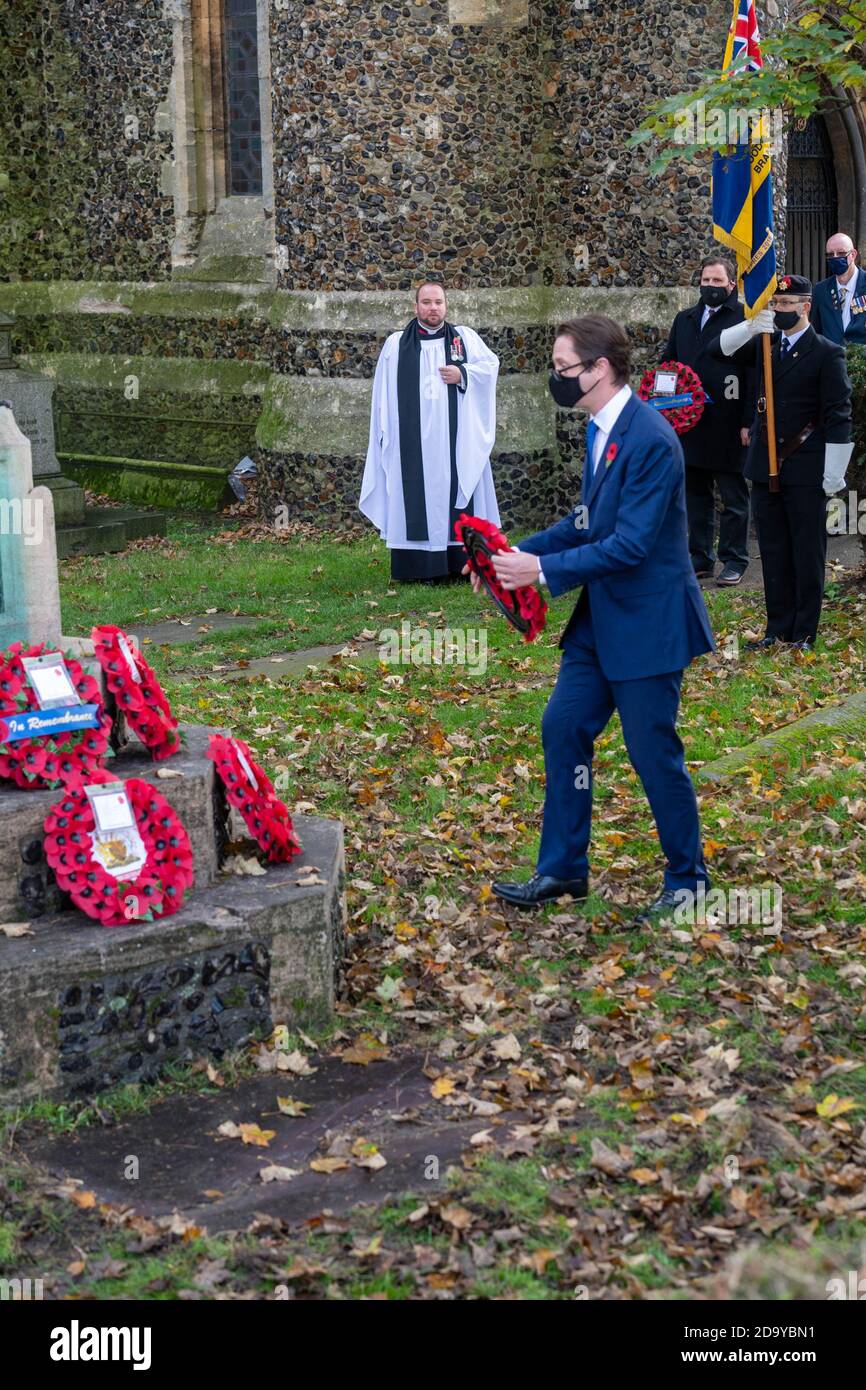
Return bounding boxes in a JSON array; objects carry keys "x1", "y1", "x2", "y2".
[{"x1": 786, "y1": 115, "x2": 839, "y2": 284}]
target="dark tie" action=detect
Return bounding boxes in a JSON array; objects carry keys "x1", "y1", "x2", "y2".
[
  {"x1": 586, "y1": 419, "x2": 599, "y2": 480},
  {"x1": 780, "y1": 337, "x2": 791, "y2": 358}
]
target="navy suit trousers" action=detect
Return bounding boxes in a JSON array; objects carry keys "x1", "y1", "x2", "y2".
[{"x1": 537, "y1": 596, "x2": 710, "y2": 892}]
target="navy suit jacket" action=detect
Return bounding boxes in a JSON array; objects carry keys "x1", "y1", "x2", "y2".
[
  {"x1": 519, "y1": 394, "x2": 715, "y2": 682},
  {"x1": 810, "y1": 268, "x2": 866, "y2": 346}
]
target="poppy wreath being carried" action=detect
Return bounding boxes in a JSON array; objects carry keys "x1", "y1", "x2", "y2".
[
  {"x1": 206, "y1": 733, "x2": 301, "y2": 863},
  {"x1": 454, "y1": 514, "x2": 547, "y2": 643},
  {"x1": 637, "y1": 360, "x2": 706, "y2": 436},
  {"x1": 0, "y1": 642, "x2": 112, "y2": 790},
  {"x1": 42, "y1": 770, "x2": 194, "y2": 926},
  {"x1": 91, "y1": 624, "x2": 181, "y2": 761}
]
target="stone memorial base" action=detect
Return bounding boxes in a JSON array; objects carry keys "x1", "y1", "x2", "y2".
[{"x1": 0, "y1": 722, "x2": 345, "y2": 1103}]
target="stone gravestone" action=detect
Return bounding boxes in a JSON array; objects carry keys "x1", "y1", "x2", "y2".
[
  {"x1": 0, "y1": 404, "x2": 63, "y2": 650},
  {"x1": 0, "y1": 322, "x2": 85, "y2": 527}
]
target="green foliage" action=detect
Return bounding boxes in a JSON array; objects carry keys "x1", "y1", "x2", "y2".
[{"x1": 630, "y1": 3, "x2": 866, "y2": 171}]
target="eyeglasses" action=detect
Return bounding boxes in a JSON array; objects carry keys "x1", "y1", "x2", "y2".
[
  {"x1": 768, "y1": 299, "x2": 807, "y2": 310},
  {"x1": 550, "y1": 360, "x2": 594, "y2": 381}
]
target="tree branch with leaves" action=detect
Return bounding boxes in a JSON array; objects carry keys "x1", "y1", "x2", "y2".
[{"x1": 629, "y1": 3, "x2": 866, "y2": 171}]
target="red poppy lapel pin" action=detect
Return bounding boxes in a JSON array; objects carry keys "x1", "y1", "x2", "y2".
[{"x1": 605, "y1": 442, "x2": 619, "y2": 469}]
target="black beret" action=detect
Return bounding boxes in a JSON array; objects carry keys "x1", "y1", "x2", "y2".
[{"x1": 776, "y1": 274, "x2": 812, "y2": 296}]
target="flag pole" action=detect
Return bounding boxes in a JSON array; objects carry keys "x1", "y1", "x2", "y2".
[{"x1": 761, "y1": 332, "x2": 780, "y2": 492}]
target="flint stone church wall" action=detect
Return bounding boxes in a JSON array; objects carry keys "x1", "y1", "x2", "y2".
[
  {"x1": 2, "y1": 1, "x2": 743, "y2": 286},
  {"x1": 0, "y1": 1, "x2": 790, "y2": 525}
]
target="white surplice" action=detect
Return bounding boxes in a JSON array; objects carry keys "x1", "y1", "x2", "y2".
[{"x1": 359, "y1": 324, "x2": 501, "y2": 551}]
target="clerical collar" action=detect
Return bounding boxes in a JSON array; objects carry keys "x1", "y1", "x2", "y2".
[{"x1": 417, "y1": 321, "x2": 446, "y2": 339}]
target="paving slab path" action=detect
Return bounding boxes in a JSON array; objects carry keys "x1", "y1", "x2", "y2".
[
  {"x1": 25, "y1": 1055, "x2": 524, "y2": 1233},
  {"x1": 130, "y1": 614, "x2": 259, "y2": 646}
]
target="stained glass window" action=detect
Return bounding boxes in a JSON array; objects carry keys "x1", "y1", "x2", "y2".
[{"x1": 223, "y1": 0, "x2": 263, "y2": 196}]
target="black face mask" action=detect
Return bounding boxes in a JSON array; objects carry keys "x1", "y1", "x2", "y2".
[
  {"x1": 774, "y1": 309, "x2": 801, "y2": 331},
  {"x1": 699, "y1": 285, "x2": 729, "y2": 309},
  {"x1": 827, "y1": 255, "x2": 850, "y2": 277},
  {"x1": 548, "y1": 367, "x2": 594, "y2": 409}
]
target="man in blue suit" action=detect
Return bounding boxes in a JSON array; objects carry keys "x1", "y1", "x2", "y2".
[
  {"x1": 810, "y1": 233, "x2": 866, "y2": 347},
  {"x1": 485, "y1": 315, "x2": 715, "y2": 926}
]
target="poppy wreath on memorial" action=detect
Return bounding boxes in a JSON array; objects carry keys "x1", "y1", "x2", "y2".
[
  {"x1": 42, "y1": 770, "x2": 194, "y2": 927},
  {"x1": 0, "y1": 642, "x2": 112, "y2": 790},
  {"x1": 454, "y1": 514, "x2": 548, "y2": 643},
  {"x1": 206, "y1": 733, "x2": 301, "y2": 863},
  {"x1": 637, "y1": 360, "x2": 706, "y2": 435},
  {"x1": 91, "y1": 624, "x2": 181, "y2": 761}
]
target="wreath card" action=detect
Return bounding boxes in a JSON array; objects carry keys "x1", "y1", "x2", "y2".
[
  {"x1": 85, "y1": 780, "x2": 147, "y2": 881},
  {"x1": 653, "y1": 370, "x2": 679, "y2": 397},
  {"x1": 21, "y1": 652, "x2": 81, "y2": 710}
]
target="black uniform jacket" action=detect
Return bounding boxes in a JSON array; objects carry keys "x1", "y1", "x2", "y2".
[
  {"x1": 662, "y1": 288, "x2": 752, "y2": 473},
  {"x1": 709, "y1": 324, "x2": 852, "y2": 487}
]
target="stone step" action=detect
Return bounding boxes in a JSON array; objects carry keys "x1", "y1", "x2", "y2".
[
  {"x1": 0, "y1": 814, "x2": 344, "y2": 1102},
  {"x1": 55, "y1": 515, "x2": 127, "y2": 557},
  {"x1": 83, "y1": 504, "x2": 168, "y2": 543},
  {"x1": 55, "y1": 503, "x2": 168, "y2": 558},
  {"x1": 0, "y1": 722, "x2": 227, "y2": 920}
]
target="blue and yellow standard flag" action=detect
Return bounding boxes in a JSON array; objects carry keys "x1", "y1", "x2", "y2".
[{"x1": 711, "y1": 0, "x2": 777, "y2": 315}]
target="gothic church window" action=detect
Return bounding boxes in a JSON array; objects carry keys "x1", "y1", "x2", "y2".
[{"x1": 224, "y1": 0, "x2": 264, "y2": 197}]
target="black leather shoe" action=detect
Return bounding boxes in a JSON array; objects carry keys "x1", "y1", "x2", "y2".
[
  {"x1": 629, "y1": 889, "x2": 682, "y2": 928},
  {"x1": 744, "y1": 635, "x2": 782, "y2": 652},
  {"x1": 492, "y1": 873, "x2": 588, "y2": 910}
]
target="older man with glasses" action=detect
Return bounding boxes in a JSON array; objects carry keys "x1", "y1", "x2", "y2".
[
  {"x1": 811, "y1": 233, "x2": 866, "y2": 348},
  {"x1": 712, "y1": 274, "x2": 854, "y2": 653}
]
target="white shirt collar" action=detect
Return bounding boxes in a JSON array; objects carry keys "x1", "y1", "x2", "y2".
[
  {"x1": 587, "y1": 384, "x2": 632, "y2": 473},
  {"x1": 837, "y1": 271, "x2": 857, "y2": 297},
  {"x1": 781, "y1": 324, "x2": 810, "y2": 350},
  {"x1": 590, "y1": 383, "x2": 632, "y2": 436}
]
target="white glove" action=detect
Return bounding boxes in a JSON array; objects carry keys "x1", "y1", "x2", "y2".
[
  {"x1": 823, "y1": 442, "x2": 854, "y2": 497},
  {"x1": 718, "y1": 308, "x2": 776, "y2": 356}
]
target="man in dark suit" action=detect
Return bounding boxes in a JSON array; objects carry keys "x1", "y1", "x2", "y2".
[
  {"x1": 810, "y1": 233, "x2": 866, "y2": 348},
  {"x1": 714, "y1": 275, "x2": 854, "y2": 652},
  {"x1": 480, "y1": 315, "x2": 715, "y2": 927},
  {"x1": 663, "y1": 254, "x2": 752, "y2": 585}
]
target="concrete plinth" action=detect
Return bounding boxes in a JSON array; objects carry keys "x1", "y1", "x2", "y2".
[{"x1": 0, "y1": 815, "x2": 345, "y2": 1101}]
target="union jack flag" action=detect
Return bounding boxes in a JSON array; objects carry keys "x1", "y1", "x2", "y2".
[{"x1": 726, "y1": 0, "x2": 764, "y2": 74}]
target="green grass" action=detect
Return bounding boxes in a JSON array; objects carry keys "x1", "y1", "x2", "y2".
[{"x1": 2, "y1": 518, "x2": 863, "y2": 1301}]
